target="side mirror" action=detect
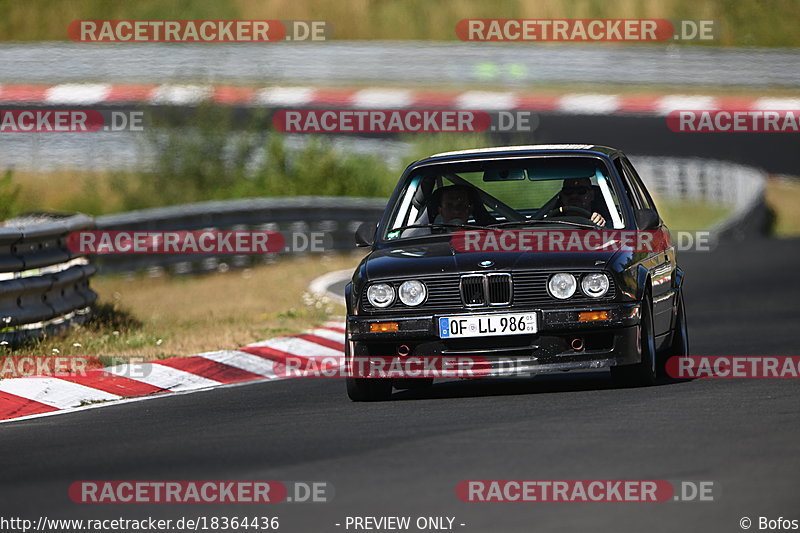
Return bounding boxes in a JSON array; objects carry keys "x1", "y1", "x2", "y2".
[
  {"x1": 355, "y1": 221, "x2": 376, "y2": 247},
  {"x1": 635, "y1": 208, "x2": 660, "y2": 230}
]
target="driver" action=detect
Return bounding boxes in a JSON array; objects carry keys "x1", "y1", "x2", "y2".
[
  {"x1": 435, "y1": 185, "x2": 473, "y2": 225},
  {"x1": 558, "y1": 178, "x2": 606, "y2": 226}
]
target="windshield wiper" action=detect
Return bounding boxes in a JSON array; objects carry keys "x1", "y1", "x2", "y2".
[{"x1": 491, "y1": 219, "x2": 600, "y2": 230}]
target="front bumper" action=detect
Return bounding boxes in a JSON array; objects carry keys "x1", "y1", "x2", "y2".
[{"x1": 347, "y1": 303, "x2": 641, "y2": 376}]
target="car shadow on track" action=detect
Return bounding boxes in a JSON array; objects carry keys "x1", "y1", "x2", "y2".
[{"x1": 389, "y1": 372, "x2": 693, "y2": 401}]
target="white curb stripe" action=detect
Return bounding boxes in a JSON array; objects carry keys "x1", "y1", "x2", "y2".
[
  {"x1": 150, "y1": 84, "x2": 212, "y2": 105},
  {"x1": 309, "y1": 328, "x2": 346, "y2": 343},
  {"x1": 45, "y1": 83, "x2": 111, "y2": 104},
  {"x1": 105, "y1": 363, "x2": 221, "y2": 391},
  {"x1": 456, "y1": 91, "x2": 517, "y2": 110},
  {"x1": 753, "y1": 97, "x2": 800, "y2": 110},
  {"x1": 255, "y1": 86, "x2": 314, "y2": 106},
  {"x1": 246, "y1": 337, "x2": 343, "y2": 357},
  {"x1": 558, "y1": 93, "x2": 621, "y2": 114},
  {"x1": 353, "y1": 88, "x2": 413, "y2": 108},
  {"x1": 656, "y1": 95, "x2": 718, "y2": 115},
  {"x1": 198, "y1": 350, "x2": 280, "y2": 379},
  {"x1": 0, "y1": 377, "x2": 120, "y2": 409}
]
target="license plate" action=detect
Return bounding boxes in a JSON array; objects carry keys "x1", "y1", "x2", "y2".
[{"x1": 438, "y1": 313, "x2": 537, "y2": 339}]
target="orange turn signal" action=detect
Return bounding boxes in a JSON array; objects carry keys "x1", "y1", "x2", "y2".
[
  {"x1": 370, "y1": 322, "x2": 399, "y2": 333},
  {"x1": 578, "y1": 311, "x2": 609, "y2": 322}
]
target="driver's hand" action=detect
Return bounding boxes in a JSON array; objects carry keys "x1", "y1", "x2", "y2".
[{"x1": 591, "y1": 212, "x2": 606, "y2": 226}]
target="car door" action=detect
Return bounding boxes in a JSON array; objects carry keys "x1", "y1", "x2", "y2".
[{"x1": 619, "y1": 157, "x2": 676, "y2": 339}]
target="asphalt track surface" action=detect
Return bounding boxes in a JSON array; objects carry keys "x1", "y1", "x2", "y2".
[{"x1": 0, "y1": 236, "x2": 798, "y2": 532}]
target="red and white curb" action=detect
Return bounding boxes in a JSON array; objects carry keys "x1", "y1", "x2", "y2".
[
  {"x1": 0, "y1": 83, "x2": 795, "y2": 116},
  {"x1": 0, "y1": 320, "x2": 345, "y2": 423}
]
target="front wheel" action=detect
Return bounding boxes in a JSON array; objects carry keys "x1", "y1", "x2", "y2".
[
  {"x1": 344, "y1": 338, "x2": 393, "y2": 402},
  {"x1": 611, "y1": 293, "x2": 657, "y2": 387},
  {"x1": 658, "y1": 292, "x2": 689, "y2": 377}
]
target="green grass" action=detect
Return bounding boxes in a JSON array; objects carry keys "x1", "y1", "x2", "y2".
[
  {"x1": 656, "y1": 200, "x2": 731, "y2": 231},
  {"x1": 765, "y1": 177, "x2": 800, "y2": 237},
  {"x1": 0, "y1": 0, "x2": 799, "y2": 46}
]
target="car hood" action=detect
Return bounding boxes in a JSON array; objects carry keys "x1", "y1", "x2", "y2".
[{"x1": 365, "y1": 238, "x2": 623, "y2": 280}]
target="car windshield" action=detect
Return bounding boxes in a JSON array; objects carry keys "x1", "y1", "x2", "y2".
[{"x1": 384, "y1": 156, "x2": 626, "y2": 240}]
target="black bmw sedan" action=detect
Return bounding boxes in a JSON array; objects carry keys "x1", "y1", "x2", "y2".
[{"x1": 345, "y1": 145, "x2": 688, "y2": 401}]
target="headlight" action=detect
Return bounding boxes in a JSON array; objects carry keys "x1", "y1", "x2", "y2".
[
  {"x1": 548, "y1": 273, "x2": 577, "y2": 299},
  {"x1": 367, "y1": 283, "x2": 395, "y2": 308},
  {"x1": 581, "y1": 273, "x2": 610, "y2": 298},
  {"x1": 398, "y1": 280, "x2": 426, "y2": 306}
]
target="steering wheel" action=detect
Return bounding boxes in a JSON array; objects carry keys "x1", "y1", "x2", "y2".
[{"x1": 545, "y1": 206, "x2": 593, "y2": 219}]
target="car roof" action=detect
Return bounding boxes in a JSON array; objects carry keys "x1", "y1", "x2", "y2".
[{"x1": 416, "y1": 144, "x2": 620, "y2": 167}]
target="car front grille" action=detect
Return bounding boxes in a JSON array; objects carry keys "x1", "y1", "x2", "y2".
[
  {"x1": 461, "y1": 275, "x2": 486, "y2": 306},
  {"x1": 361, "y1": 271, "x2": 615, "y2": 313}
]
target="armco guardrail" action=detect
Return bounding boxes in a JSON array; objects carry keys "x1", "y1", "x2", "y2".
[
  {"x1": 0, "y1": 214, "x2": 97, "y2": 347},
  {"x1": 632, "y1": 156, "x2": 769, "y2": 242},
  {"x1": 94, "y1": 197, "x2": 388, "y2": 275}
]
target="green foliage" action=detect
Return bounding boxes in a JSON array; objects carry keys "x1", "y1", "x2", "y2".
[
  {"x1": 0, "y1": 169, "x2": 21, "y2": 220},
  {"x1": 110, "y1": 106, "x2": 488, "y2": 210}
]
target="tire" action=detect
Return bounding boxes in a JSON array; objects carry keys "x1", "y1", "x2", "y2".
[
  {"x1": 344, "y1": 338, "x2": 393, "y2": 402},
  {"x1": 611, "y1": 292, "x2": 657, "y2": 387},
  {"x1": 658, "y1": 291, "x2": 689, "y2": 378},
  {"x1": 393, "y1": 378, "x2": 434, "y2": 391}
]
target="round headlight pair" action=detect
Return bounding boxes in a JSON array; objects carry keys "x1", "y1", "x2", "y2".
[
  {"x1": 547, "y1": 273, "x2": 609, "y2": 299},
  {"x1": 367, "y1": 280, "x2": 427, "y2": 308}
]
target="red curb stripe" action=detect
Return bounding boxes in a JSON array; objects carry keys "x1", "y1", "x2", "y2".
[
  {"x1": 0, "y1": 84, "x2": 50, "y2": 102},
  {"x1": 411, "y1": 91, "x2": 460, "y2": 107},
  {"x1": 296, "y1": 333, "x2": 345, "y2": 352},
  {"x1": 239, "y1": 345, "x2": 312, "y2": 363},
  {"x1": 156, "y1": 357, "x2": 263, "y2": 384},
  {"x1": 323, "y1": 326, "x2": 346, "y2": 334},
  {"x1": 0, "y1": 391, "x2": 59, "y2": 420},
  {"x1": 309, "y1": 88, "x2": 357, "y2": 106},
  {"x1": 513, "y1": 94, "x2": 560, "y2": 111},
  {"x1": 213, "y1": 85, "x2": 257, "y2": 105},
  {"x1": 106, "y1": 84, "x2": 158, "y2": 102},
  {"x1": 714, "y1": 97, "x2": 760, "y2": 111},
  {"x1": 59, "y1": 370, "x2": 164, "y2": 397},
  {"x1": 616, "y1": 95, "x2": 661, "y2": 113}
]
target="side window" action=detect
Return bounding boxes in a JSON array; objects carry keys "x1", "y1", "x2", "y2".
[
  {"x1": 613, "y1": 157, "x2": 642, "y2": 210},
  {"x1": 622, "y1": 158, "x2": 657, "y2": 212}
]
